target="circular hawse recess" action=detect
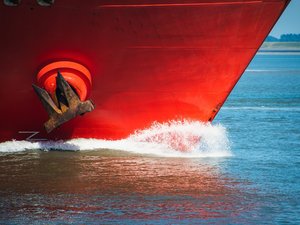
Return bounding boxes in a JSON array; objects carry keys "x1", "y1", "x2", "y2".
[{"x1": 37, "y1": 61, "x2": 92, "y2": 101}]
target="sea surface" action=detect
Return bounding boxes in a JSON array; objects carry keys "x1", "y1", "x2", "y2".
[{"x1": 1, "y1": 53, "x2": 300, "y2": 224}]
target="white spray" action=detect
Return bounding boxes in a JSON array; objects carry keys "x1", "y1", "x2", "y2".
[{"x1": 0, "y1": 120, "x2": 231, "y2": 157}]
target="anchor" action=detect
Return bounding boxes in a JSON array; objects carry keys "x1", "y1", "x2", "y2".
[{"x1": 32, "y1": 71, "x2": 95, "y2": 133}]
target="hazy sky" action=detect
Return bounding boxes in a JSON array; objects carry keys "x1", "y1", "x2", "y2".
[{"x1": 270, "y1": 0, "x2": 300, "y2": 38}]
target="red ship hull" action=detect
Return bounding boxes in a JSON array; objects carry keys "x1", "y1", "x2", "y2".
[{"x1": 0, "y1": 0, "x2": 289, "y2": 142}]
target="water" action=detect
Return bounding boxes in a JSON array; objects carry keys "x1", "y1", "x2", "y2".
[{"x1": 1, "y1": 54, "x2": 300, "y2": 224}]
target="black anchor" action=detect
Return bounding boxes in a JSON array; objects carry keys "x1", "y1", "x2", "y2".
[{"x1": 32, "y1": 71, "x2": 95, "y2": 133}]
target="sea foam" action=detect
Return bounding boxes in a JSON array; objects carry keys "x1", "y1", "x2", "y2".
[{"x1": 0, "y1": 120, "x2": 231, "y2": 157}]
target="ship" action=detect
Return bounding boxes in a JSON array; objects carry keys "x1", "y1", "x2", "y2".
[{"x1": 0, "y1": 0, "x2": 290, "y2": 142}]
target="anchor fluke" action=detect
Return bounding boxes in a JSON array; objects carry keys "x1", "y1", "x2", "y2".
[
  {"x1": 32, "y1": 84, "x2": 61, "y2": 115},
  {"x1": 33, "y1": 71, "x2": 95, "y2": 133}
]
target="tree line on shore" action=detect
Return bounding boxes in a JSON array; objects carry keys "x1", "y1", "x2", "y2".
[{"x1": 266, "y1": 34, "x2": 300, "y2": 42}]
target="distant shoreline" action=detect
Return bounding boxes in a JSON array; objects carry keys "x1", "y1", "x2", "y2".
[{"x1": 258, "y1": 42, "x2": 300, "y2": 55}]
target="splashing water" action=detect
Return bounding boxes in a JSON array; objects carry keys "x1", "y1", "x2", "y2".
[{"x1": 0, "y1": 120, "x2": 231, "y2": 157}]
